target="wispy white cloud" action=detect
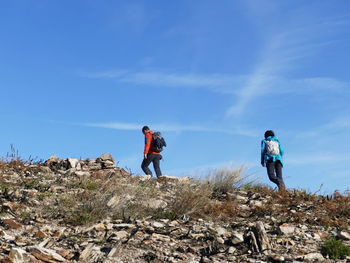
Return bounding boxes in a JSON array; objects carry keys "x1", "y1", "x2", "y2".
[
  {"x1": 82, "y1": 70, "x2": 245, "y2": 94},
  {"x1": 226, "y1": 65, "x2": 273, "y2": 116},
  {"x1": 82, "y1": 121, "x2": 258, "y2": 137},
  {"x1": 225, "y1": 3, "x2": 350, "y2": 117},
  {"x1": 81, "y1": 4, "x2": 349, "y2": 119},
  {"x1": 82, "y1": 70, "x2": 347, "y2": 96}
]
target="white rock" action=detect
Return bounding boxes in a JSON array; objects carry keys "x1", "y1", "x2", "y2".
[
  {"x1": 312, "y1": 232, "x2": 321, "y2": 240},
  {"x1": 300, "y1": 225, "x2": 308, "y2": 230},
  {"x1": 240, "y1": 205, "x2": 251, "y2": 211},
  {"x1": 139, "y1": 174, "x2": 152, "y2": 181},
  {"x1": 303, "y1": 252, "x2": 324, "y2": 261},
  {"x1": 107, "y1": 195, "x2": 120, "y2": 208},
  {"x1": 114, "y1": 223, "x2": 135, "y2": 229},
  {"x1": 231, "y1": 232, "x2": 244, "y2": 245},
  {"x1": 74, "y1": 171, "x2": 90, "y2": 177},
  {"x1": 215, "y1": 226, "x2": 228, "y2": 236},
  {"x1": 144, "y1": 199, "x2": 167, "y2": 209},
  {"x1": 216, "y1": 237, "x2": 225, "y2": 244},
  {"x1": 30, "y1": 246, "x2": 66, "y2": 262},
  {"x1": 67, "y1": 158, "x2": 79, "y2": 169},
  {"x1": 233, "y1": 194, "x2": 248, "y2": 202},
  {"x1": 98, "y1": 153, "x2": 115, "y2": 163},
  {"x1": 228, "y1": 247, "x2": 236, "y2": 254},
  {"x1": 152, "y1": 222, "x2": 165, "y2": 228},
  {"x1": 338, "y1": 231, "x2": 350, "y2": 240},
  {"x1": 9, "y1": 248, "x2": 31, "y2": 263},
  {"x1": 278, "y1": 224, "x2": 295, "y2": 235},
  {"x1": 115, "y1": 231, "x2": 129, "y2": 240},
  {"x1": 0, "y1": 230, "x2": 15, "y2": 241},
  {"x1": 79, "y1": 243, "x2": 94, "y2": 260},
  {"x1": 249, "y1": 200, "x2": 263, "y2": 208},
  {"x1": 151, "y1": 233, "x2": 171, "y2": 242}
]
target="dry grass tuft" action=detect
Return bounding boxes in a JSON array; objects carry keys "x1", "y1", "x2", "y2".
[
  {"x1": 205, "y1": 166, "x2": 251, "y2": 194},
  {"x1": 162, "y1": 182, "x2": 212, "y2": 220}
]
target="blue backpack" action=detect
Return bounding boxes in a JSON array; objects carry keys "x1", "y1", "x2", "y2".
[{"x1": 152, "y1": 132, "x2": 167, "y2": 152}]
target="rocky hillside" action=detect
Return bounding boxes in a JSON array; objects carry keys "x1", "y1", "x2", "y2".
[{"x1": 0, "y1": 154, "x2": 349, "y2": 263}]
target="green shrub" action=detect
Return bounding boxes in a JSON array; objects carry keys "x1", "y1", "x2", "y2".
[
  {"x1": 19, "y1": 211, "x2": 33, "y2": 224},
  {"x1": 23, "y1": 179, "x2": 40, "y2": 189},
  {"x1": 80, "y1": 180, "x2": 100, "y2": 190},
  {"x1": 321, "y1": 238, "x2": 350, "y2": 259}
]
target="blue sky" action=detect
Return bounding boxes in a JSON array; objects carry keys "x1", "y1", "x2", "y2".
[{"x1": 1, "y1": 0, "x2": 350, "y2": 193}]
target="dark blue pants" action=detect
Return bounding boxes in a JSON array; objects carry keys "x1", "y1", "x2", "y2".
[
  {"x1": 141, "y1": 154, "x2": 162, "y2": 178},
  {"x1": 266, "y1": 160, "x2": 285, "y2": 189}
]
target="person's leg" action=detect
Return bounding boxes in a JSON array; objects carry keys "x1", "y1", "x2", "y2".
[
  {"x1": 141, "y1": 155, "x2": 153, "y2": 176},
  {"x1": 275, "y1": 161, "x2": 285, "y2": 190},
  {"x1": 266, "y1": 160, "x2": 279, "y2": 187},
  {"x1": 152, "y1": 154, "x2": 162, "y2": 178}
]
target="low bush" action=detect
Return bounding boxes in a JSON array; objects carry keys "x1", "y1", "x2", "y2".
[{"x1": 321, "y1": 238, "x2": 350, "y2": 259}]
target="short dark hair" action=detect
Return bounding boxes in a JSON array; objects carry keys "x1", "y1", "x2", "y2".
[
  {"x1": 264, "y1": 130, "x2": 275, "y2": 138},
  {"x1": 142, "y1": 126, "x2": 150, "y2": 133}
]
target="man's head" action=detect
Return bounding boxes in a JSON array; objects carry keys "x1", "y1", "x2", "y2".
[
  {"x1": 264, "y1": 130, "x2": 275, "y2": 139},
  {"x1": 142, "y1": 126, "x2": 150, "y2": 134}
]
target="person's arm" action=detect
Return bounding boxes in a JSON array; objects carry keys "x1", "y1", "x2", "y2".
[
  {"x1": 279, "y1": 141, "x2": 284, "y2": 157},
  {"x1": 144, "y1": 133, "x2": 152, "y2": 158},
  {"x1": 261, "y1": 140, "x2": 266, "y2": 166}
]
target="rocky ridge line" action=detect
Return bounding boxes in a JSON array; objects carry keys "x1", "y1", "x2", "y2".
[{"x1": 0, "y1": 154, "x2": 349, "y2": 263}]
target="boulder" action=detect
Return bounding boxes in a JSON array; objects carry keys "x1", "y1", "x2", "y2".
[
  {"x1": 44, "y1": 156, "x2": 59, "y2": 170},
  {"x1": 338, "y1": 230, "x2": 350, "y2": 240},
  {"x1": 245, "y1": 221, "x2": 271, "y2": 255},
  {"x1": 110, "y1": 231, "x2": 129, "y2": 241},
  {"x1": 45, "y1": 156, "x2": 59, "y2": 165},
  {"x1": 152, "y1": 222, "x2": 165, "y2": 228},
  {"x1": 303, "y1": 252, "x2": 324, "y2": 261},
  {"x1": 8, "y1": 248, "x2": 31, "y2": 263},
  {"x1": 98, "y1": 153, "x2": 115, "y2": 162},
  {"x1": 231, "y1": 232, "x2": 244, "y2": 245},
  {"x1": 79, "y1": 243, "x2": 96, "y2": 261},
  {"x1": 0, "y1": 230, "x2": 15, "y2": 241},
  {"x1": 277, "y1": 224, "x2": 295, "y2": 235},
  {"x1": 30, "y1": 246, "x2": 66, "y2": 262},
  {"x1": 67, "y1": 158, "x2": 80, "y2": 170}
]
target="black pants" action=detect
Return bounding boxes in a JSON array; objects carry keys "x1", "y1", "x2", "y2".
[
  {"x1": 266, "y1": 160, "x2": 285, "y2": 189},
  {"x1": 141, "y1": 154, "x2": 162, "y2": 178}
]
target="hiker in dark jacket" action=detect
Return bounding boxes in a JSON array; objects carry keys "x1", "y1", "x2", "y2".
[
  {"x1": 141, "y1": 126, "x2": 162, "y2": 178},
  {"x1": 261, "y1": 130, "x2": 286, "y2": 191}
]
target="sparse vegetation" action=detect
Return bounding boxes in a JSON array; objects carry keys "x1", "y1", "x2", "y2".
[
  {"x1": 42, "y1": 167, "x2": 251, "y2": 224},
  {"x1": 321, "y1": 238, "x2": 350, "y2": 259},
  {"x1": 162, "y1": 182, "x2": 212, "y2": 220},
  {"x1": 0, "y1": 155, "x2": 349, "y2": 230},
  {"x1": 1, "y1": 152, "x2": 350, "y2": 262},
  {"x1": 20, "y1": 211, "x2": 33, "y2": 224},
  {"x1": 0, "y1": 145, "x2": 43, "y2": 171},
  {"x1": 206, "y1": 166, "x2": 253, "y2": 194}
]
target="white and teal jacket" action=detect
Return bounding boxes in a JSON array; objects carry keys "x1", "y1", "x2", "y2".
[{"x1": 261, "y1": 136, "x2": 284, "y2": 166}]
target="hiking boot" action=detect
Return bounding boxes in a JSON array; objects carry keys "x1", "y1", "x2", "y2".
[{"x1": 278, "y1": 183, "x2": 286, "y2": 192}]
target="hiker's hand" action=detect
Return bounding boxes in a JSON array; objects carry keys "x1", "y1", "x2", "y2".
[
  {"x1": 144, "y1": 154, "x2": 147, "y2": 159},
  {"x1": 261, "y1": 163, "x2": 265, "y2": 167}
]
